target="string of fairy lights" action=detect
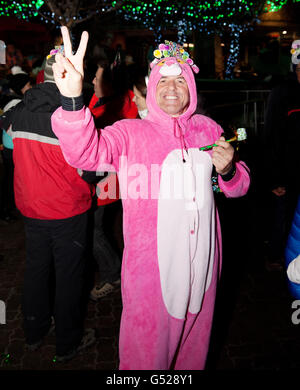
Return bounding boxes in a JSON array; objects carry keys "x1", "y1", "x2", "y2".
[
  {"x1": 114, "y1": 1, "x2": 288, "y2": 37},
  {"x1": 225, "y1": 23, "x2": 241, "y2": 78},
  {"x1": 0, "y1": 0, "x2": 113, "y2": 24},
  {"x1": 112, "y1": 0, "x2": 289, "y2": 77},
  {"x1": 0, "y1": 0, "x2": 291, "y2": 77},
  {"x1": 0, "y1": 1, "x2": 289, "y2": 25},
  {"x1": 0, "y1": 0, "x2": 44, "y2": 19}
]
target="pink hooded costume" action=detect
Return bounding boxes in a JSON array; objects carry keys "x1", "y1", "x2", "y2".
[{"x1": 51, "y1": 46, "x2": 250, "y2": 370}]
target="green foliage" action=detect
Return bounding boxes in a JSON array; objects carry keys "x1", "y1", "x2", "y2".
[
  {"x1": 0, "y1": 0, "x2": 44, "y2": 18},
  {"x1": 116, "y1": 0, "x2": 288, "y2": 33}
]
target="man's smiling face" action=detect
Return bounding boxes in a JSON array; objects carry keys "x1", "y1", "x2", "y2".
[{"x1": 155, "y1": 75, "x2": 190, "y2": 117}]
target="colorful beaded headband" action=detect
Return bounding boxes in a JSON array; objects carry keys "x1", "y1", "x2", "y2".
[
  {"x1": 47, "y1": 45, "x2": 65, "y2": 60},
  {"x1": 291, "y1": 40, "x2": 300, "y2": 65},
  {"x1": 151, "y1": 41, "x2": 199, "y2": 74}
]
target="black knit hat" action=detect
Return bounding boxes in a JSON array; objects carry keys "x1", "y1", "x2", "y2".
[
  {"x1": 44, "y1": 45, "x2": 65, "y2": 82},
  {"x1": 8, "y1": 73, "x2": 30, "y2": 95}
]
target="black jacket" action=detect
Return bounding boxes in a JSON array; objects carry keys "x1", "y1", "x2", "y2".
[
  {"x1": 1, "y1": 81, "x2": 93, "y2": 219},
  {"x1": 262, "y1": 78, "x2": 300, "y2": 193}
]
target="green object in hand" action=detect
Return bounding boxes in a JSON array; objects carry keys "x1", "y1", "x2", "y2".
[{"x1": 199, "y1": 128, "x2": 247, "y2": 151}]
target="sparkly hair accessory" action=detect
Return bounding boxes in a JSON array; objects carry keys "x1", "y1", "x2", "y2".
[
  {"x1": 46, "y1": 45, "x2": 65, "y2": 60},
  {"x1": 151, "y1": 40, "x2": 199, "y2": 74},
  {"x1": 291, "y1": 40, "x2": 300, "y2": 65}
]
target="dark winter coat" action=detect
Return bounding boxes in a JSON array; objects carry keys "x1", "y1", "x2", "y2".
[{"x1": 1, "y1": 82, "x2": 93, "y2": 219}]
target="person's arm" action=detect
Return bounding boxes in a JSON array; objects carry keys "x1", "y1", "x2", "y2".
[
  {"x1": 52, "y1": 98, "x2": 128, "y2": 172},
  {"x1": 218, "y1": 159, "x2": 250, "y2": 198},
  {"x1": 51, "y1": 27, "x2": 126, "y2": 172}
]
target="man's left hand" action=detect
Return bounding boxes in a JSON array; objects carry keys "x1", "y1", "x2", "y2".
[{"x1": 211, "y1": 136, "x2": 235, "y2": 175}]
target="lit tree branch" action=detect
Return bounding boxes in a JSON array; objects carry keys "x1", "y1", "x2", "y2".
[{"x1": 0, "y1": 0, "x2": 123, "y2": 28}]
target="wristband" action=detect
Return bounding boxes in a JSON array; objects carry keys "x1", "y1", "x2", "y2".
[
  {"x1": 220, "y1": 164, "x2": 236, "y2": 182},
  {"x1": 61, "y1": 94, "x2": 84, "y2": 111}
]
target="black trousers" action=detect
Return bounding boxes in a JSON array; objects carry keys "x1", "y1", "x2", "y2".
[
  {"x1": 22, "y1": 211, "x2": 88, "y2": 355},
  {"x1": 268, "y1": 190, "x2": 299, "y2": 261},
  {"x1": 93, "y1": 202, "x2": 122, "y2": 284},
  {"x1": 0, "y1": 148, "x2": 15, "y2": 215}
]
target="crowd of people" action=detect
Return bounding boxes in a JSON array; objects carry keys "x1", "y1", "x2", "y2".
[{"x1": 0, "y1": 27, "x2": 299, "y2": 370}]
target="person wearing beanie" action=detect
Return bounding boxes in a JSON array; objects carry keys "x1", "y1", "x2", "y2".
[
  {"x1": 36, "y1": 46, "x2": 63, "y2": 84},
  {"x1": 43, "y1": 54, "x2": 56, "y2": 82},
  {"x1": 51, "y1": 27, "x2": 250, "y2": 370},
  {"x1": 10, "y1": 65, "x2": 27, "y2": 75},
  {"x1": 1, "y1": 46, "x2": 96, "y2": 363}
]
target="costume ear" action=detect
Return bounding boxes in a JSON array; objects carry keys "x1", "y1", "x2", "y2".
[
  {"x1": 150, "y1": 58, "x2": 159, "y2": 69},
  {"x1": 192, "y1": 64, "x2": 200, "y2": 74}
]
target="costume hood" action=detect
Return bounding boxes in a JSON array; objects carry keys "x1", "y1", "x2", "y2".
[
  {"x1": 146, "y1": 41, "x2": 199, "y2": 130},
  {"x1": 145, "y1": 42, "x2": 200, "y2": 162},
  {"x1": 146, "y1": 57, "x2": 198, "y2": 126}
]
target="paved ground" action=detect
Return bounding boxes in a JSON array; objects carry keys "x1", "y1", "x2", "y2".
[
  {"x1": 1, "y1": 190, "x2": 300, "y2": 373},
  {"x1": 0, "y1": 214, "x2": 122, "y2": 371}
]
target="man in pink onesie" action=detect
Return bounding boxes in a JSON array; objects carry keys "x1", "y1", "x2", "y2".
[{"x1": 51, "y1": 27, "x2": 250, "y2": 370}]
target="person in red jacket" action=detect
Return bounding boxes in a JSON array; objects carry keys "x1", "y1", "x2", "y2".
[
  {"x1": 88, "y1": 56, "x2": 138, "y2": 300},
  {"x1": 88, "y1": 58, "x2": 137, "y2": 127},
  {"x1": 1, "y1": 50, "x2": 96, "y2": 362}
]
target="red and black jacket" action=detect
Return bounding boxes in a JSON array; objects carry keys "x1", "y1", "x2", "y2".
[{"x1": 1, "y1": 82, "x2": 93, "y2": 219}]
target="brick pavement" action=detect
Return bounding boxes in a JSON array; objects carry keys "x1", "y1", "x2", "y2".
[
  {"x1": 0, "y1": 218, "x2": 121, "y2": 370},
  {"x1": 1, "y1": 199, "x2": 300, "y2": 371}
]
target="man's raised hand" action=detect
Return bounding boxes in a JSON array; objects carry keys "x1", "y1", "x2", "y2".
[{"x1": 52, "y1": 26, "x2": 89, "y2": 97}]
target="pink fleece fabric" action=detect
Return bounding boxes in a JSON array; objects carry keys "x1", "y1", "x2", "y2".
[{"x1": 51, "y1": 58, "x2": 250, "y2": 370}]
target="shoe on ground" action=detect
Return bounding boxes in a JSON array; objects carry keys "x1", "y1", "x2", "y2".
[
  {"x1": 25, "y1": 339, "x2": 43, "y2": 352},
  {"x1": 54, "y1": 328, "x2": 96, "y2": 363},
  {"x1": 25, "y1": 317, "x2": 56, "y2": 352},
  {"x1": 90, "y1": 279, "x2": 121, "y2": 301}
]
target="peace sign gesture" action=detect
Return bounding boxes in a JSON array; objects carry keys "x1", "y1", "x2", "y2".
[{"x1": 52, "y1": 26, "x2": 89, "y2": 97}]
